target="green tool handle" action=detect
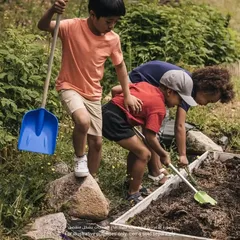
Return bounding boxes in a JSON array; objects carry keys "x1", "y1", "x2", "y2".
[
  {"x1": 41, "y1": 14, "x2": 61, "y2": 108},
  {"x1": 169, "y1": 163, "x2": 198, "y2": 194}
]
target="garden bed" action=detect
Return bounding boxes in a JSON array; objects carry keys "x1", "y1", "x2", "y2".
[{"x1": 111, "y1": 151, "x2": 240, "y2": 240}]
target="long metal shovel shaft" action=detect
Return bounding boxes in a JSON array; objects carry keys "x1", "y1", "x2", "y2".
[
  {"x1": 41, "y1": 14, "x2": 61, "y2": 108},
  {"x1": 169, "y1": 163, "x2": 198, "y2": 193},
  {"x1": 133, "y1": 127, "x2": 146, "y2": 142}
]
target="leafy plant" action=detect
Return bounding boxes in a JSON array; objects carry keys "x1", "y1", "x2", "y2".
[
  {"x1": 0, "y1": 151, "x2": 60, "y2": 236},
  {"x1": 115, "y1": 1, "x2": 240, "y2": 68},
  {"x1": 0, "y1": 28, "x2": 62, "y2": 149},
  {"x1": 101, "y1": 1, "x2": 240, "y2": 96}
]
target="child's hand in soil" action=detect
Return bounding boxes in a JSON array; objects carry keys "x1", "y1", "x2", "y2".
[
  {"x1": 178, "y1": 155, "x2": 189, "y2": 167},
  {"x1": 160, "y1": 151, "x2": 171, "y2": 166}
]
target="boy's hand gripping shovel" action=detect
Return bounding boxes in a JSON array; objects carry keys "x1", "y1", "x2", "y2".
[
  {"x1": 18, "y1": 14, "x2": 61, "y2": 155},
  {"x1": 133, "y1": 127, "x2": 217, "y2": 206},
  {"x1": 169, "y1": 163, "x2": 217, "y2": 205}
]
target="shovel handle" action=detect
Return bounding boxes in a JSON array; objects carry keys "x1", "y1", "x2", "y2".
[
  {"x1": 184, "y1": 165, "x2": 198, "y2": 186},
  {"x1": 169, "y1": 163, "x2": 198, "y2": 194},
  {"x1": 133, "y1": 127, "x2": 147, "y2": 144},
  {"x1": 41, "y1": 14, "x2": 61, "y2": 108}
]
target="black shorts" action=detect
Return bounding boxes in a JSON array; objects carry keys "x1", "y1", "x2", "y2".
[{"x1": 102, "y1": 102, "x2": 135, "y2": 142}]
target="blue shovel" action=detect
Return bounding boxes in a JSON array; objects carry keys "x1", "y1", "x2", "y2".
[{"x1": 18, "y1": 15, "x2": 61, "y2": 155}]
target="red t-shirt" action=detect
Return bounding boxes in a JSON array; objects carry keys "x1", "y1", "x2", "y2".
[{"x1": 111, "y1": 82, "x2": 166, "y2": 133}]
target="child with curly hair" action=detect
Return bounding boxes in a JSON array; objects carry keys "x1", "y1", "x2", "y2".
[{"x1": 111, "y1": 61, "x2": 235, "y2": 185}]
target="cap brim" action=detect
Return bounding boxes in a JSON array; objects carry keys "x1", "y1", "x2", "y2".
[{"x1": 179, "y1": 94, "x2": 198, "y2": 106}]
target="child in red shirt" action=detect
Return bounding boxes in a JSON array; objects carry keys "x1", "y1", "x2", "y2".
[{"x1": 102, "y1": 70, "x2": 197, "y2": 205}]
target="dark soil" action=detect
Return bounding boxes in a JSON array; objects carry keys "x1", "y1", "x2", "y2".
[{"x1": 129, "y1": 156, "x2": 240, "y2": 240}]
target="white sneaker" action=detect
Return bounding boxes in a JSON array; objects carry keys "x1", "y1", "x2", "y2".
[{"x1": 74, "y1": 155, "x2": 89, "y2": 177}]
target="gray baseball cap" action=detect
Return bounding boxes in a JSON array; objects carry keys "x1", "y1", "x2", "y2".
[{"x1": 160, "y1": 70, "x2": 197, "y2": 106}]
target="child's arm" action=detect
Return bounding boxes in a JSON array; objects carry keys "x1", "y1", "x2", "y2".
[
  {"x1": 111, "y1": 85, "x2": 123, "y2": 97},
  {"x1": 115, "y1": 61, "x2": 142, "y2": 113},
  {"x1": 175, "y1": 106, "x2": 189, "y2": 166},
  {"x1": 143, "y1": 128, "x2": 171, "y2": 166},
  {"x1": 38, "y1": 0, "x2": 68, "y2": 33}
]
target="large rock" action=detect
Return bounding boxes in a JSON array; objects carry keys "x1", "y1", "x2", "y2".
[
  {"x1": 46, "y1": 173, "x2": 109, "y2": 221},
  {"x1": 23, "y1": 212, "x2": 66, "y2": 240},
  {"x1": 187, "y1": 130, "x2": 223, "y2": 154},
  {"x1": 54, "y1": 162, "x2": 69, "y2": 175}
]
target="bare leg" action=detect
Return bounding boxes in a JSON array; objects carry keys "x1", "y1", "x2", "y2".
[
  {"x1": 141, "y1": 126, "x2": 169, "y2": 176},
  {"x1": 72, "y1": 108, "x2": 91, "y2": 157},
  {"x1": 148, "y1": 150, "x2": 170, "y2": 176},
  {"x1": 147, "y1": 149, "x2": 161, "y2": 177},
  {"x1": 87, "y1": 134, "x2": 102, "y2": 175},
  {"x1": 148, "y1": 149, "x2": 169, "y2": 185},
  {"x1": 141, "y1": 127, "x2": 160, "y2": 177},
  {"x1": 117, "y1": 135, "x2": 151, "y2": 195},
  {"x1": 127, "y1": 151, "x2": 136, "y2": 178}
]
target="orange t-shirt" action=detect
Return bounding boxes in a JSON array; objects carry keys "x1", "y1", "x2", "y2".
[{"x1": 56, "y1": 18, "x2": 123, "y2": 101}]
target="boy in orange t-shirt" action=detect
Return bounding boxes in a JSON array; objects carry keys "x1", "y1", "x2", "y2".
[{"x1": 38, "y1": 0, "x2": 142, "y2": 178}]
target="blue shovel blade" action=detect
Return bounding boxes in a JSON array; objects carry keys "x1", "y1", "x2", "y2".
[{"x1": 18, "y1": 108, "x2": 58, "y2": 155}]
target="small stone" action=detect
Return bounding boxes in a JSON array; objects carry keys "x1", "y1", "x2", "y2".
[{"x1": 218, "y1": 136, "x2": 229, "y2": 146}]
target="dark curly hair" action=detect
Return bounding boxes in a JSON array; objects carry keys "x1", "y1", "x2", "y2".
[{"x1": 192, "y1": 66, "x2": 235, "y2": 103}]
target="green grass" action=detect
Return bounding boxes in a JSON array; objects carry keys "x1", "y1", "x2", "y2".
[
  {"x1": 189, "y1": 0, "x2": 240, "y2": 31},
  {"x1": 0, "y1": 152, "x2": 60, "y2": 239},
  {"x1": 0, "y1": 124, "x2": 178, "y2": 239},
  {"x1": 186, "y1": 101, "x2": 240, "y2": 151}
]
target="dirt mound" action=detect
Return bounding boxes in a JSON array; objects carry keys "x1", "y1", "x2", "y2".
[{"x1": 129, "y1": 156, "x2": 240, "y2": 239}]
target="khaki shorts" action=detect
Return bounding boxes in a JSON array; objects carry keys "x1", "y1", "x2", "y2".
[{"x1": 59, "y1": 89, "x2": 102, "y2": 136}]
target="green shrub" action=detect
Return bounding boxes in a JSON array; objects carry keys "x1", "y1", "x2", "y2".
[
  {"x1": 0, "y1": 152, "x2": 59, "y2": 236},
  {"x1": 0, "y1": 28, "x2": 62, "y2": 149},
  {"x1": 101, "y1": 2, "x2": 240, "y2": 96},
  {"x1": 186, "y1": 102, "x2": 240, "y2": 150},
  {"x1": 116, "y1": 1, "x2": 240, "y2": 68}
]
